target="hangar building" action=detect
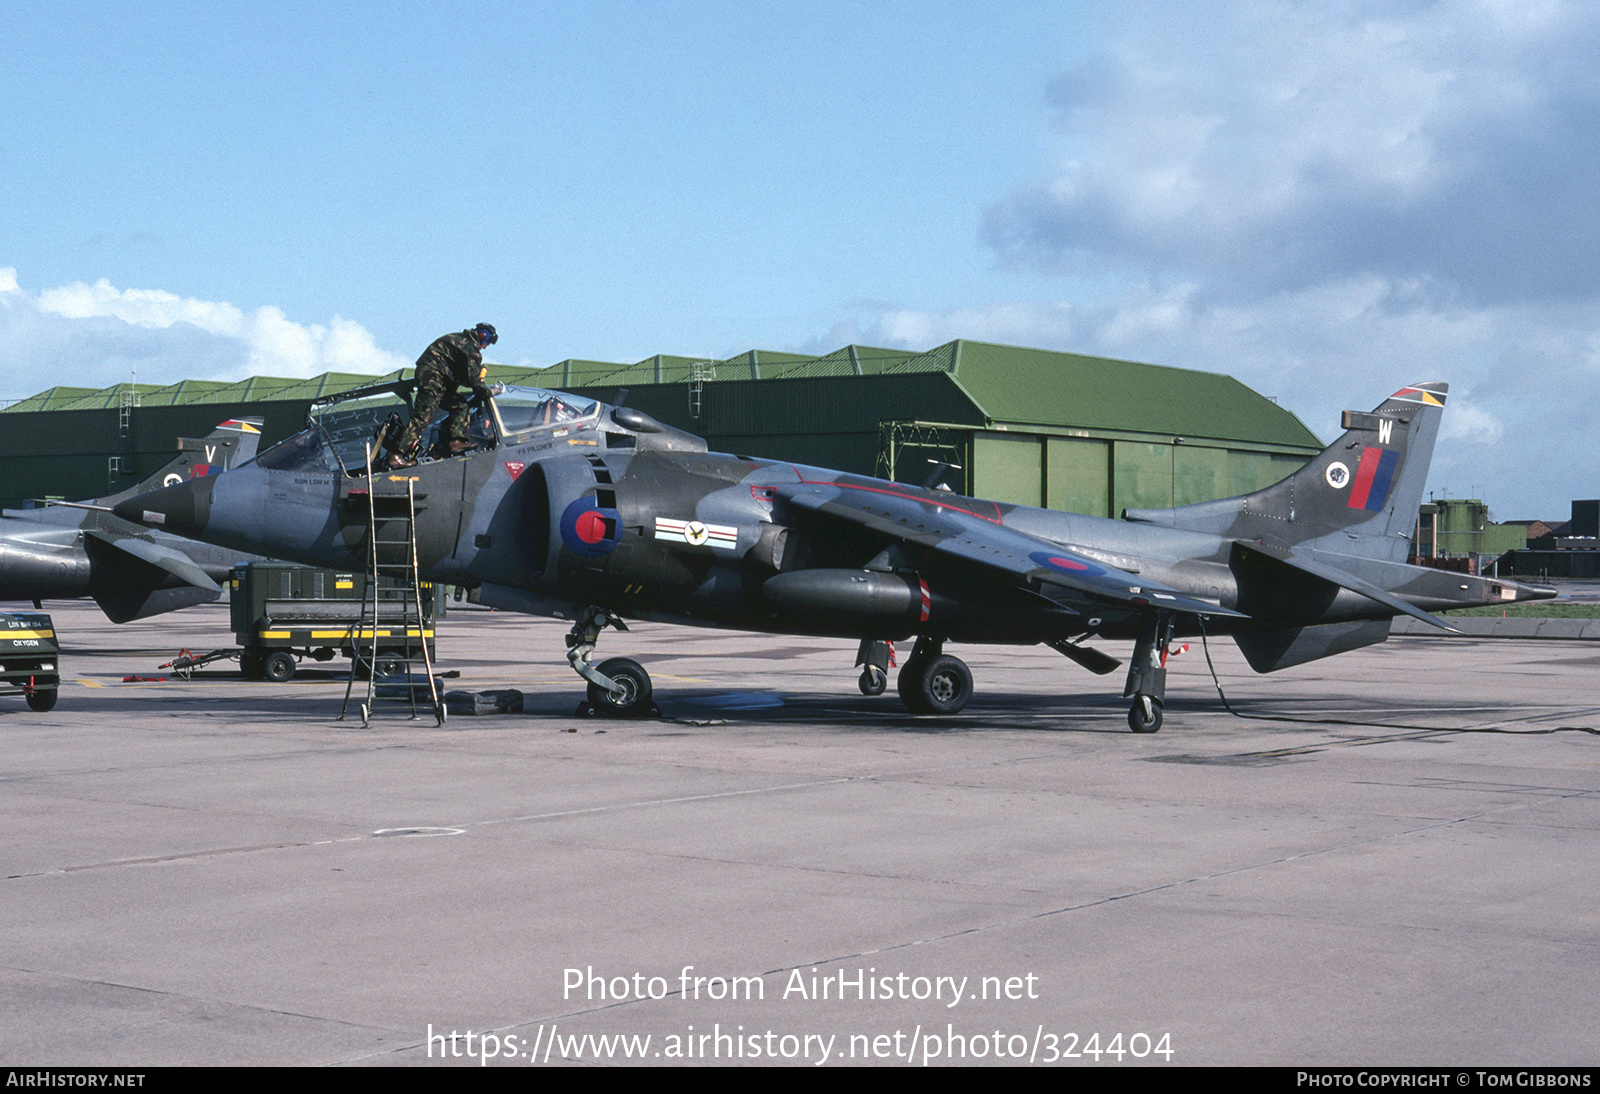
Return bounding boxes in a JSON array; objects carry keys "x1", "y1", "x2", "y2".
[{"x1": 0, "y1": 340, "x2": 1323, "y2": 518}]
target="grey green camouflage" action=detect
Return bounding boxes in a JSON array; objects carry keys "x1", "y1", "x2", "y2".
[{"x1": 394, "y1": 330, "x2": 489, "y2": 458}]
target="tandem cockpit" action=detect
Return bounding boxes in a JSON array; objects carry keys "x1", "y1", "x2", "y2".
[{"x1": 253, "y1": 382, "x2": 603, "y2": 476}]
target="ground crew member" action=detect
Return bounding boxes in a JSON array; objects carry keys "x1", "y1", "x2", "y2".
[{"x1": 388, "y1": 323, "x2": 498, "y2": 469}]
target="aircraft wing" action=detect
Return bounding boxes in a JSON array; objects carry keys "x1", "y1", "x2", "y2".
[{"x1": 776, "y1": 483, "x2": 1245, "y2": 619}]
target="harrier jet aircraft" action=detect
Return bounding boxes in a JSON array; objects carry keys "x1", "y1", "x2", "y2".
[
  {"x1": 1, "y1": 419, "x2": 262, "y2": 622},
  {"x1": 114, "y1": 381, "x2": 1551, "y2": 730}
]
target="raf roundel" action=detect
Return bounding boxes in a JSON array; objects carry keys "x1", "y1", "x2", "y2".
[
  {"x1": 575, "y1": 510, "x2": 609, "y2": 544},
  {"x1": 1028, "y1": 550, "x2": 1107, "y2": 577},
  {"x1": 559, "y1": 497, "x2": 621, "y2": 559}
]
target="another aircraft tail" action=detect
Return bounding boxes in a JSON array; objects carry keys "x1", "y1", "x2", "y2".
[
  {"x1": 1124, "y1": 382, "x2": 1446, "y2": 563},
  {"x1": 96, "y1": 418, "x2": 264, "y2": 506}
]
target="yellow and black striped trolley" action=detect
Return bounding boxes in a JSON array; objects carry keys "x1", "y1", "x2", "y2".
[{"x1": 0, "y1": 612, "x2": 60, "y2": 711}]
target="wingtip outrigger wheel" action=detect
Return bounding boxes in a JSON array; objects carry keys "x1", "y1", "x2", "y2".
[
  {"x1": 1128, "y1": 694, "x2": 1163, "y2": 733},
  {"x1": 858, "y1": 667, "x2": 887, "y2": 696},
  {"x1": 855, "y1": 638, "x2": 892, "y2": 696},
  {"x1": 1124, "y1": 610, "x2": 1175, "y2": 733}
]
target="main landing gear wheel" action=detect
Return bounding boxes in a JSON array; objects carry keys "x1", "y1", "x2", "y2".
[
  {"x1": 1128, "y1": 695, "x2": 1163, "y2": 733},
  {"x1": 585, "y1": 657, "x2": 655, "y2": 718},
  {"x1": 858, "y1": 666, "x2": 887, "y2": 696},
  {"x1": 898, "y1": 654, "x2": 973, "y2": 715}
]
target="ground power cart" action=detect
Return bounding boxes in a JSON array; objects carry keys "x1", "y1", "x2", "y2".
[
  {"x1": 231, "y1": 562, "x2": 437, "y2": 682},
  {"x1": 0, "y1": 611, "x2": 60, "y2": 711}
]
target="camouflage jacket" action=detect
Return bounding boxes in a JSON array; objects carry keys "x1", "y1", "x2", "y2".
[{"x1": 415, "y1": 330, "x2": 486, "y2": 390}]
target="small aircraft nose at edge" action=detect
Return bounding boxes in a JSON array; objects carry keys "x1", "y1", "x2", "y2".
[{"x1": 114, "y1": 378, "x2": 1555, "y2": 733}]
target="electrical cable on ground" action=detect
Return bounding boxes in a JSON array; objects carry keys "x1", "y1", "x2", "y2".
[{"x1": 1193, "y1": 616, "x2": 1597, "y2": 736}]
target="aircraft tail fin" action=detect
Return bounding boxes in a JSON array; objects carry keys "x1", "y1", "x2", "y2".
[
  {"x1": 95, "y1": 418, "x2": 265, "y2": 506},
  {"x1": 1124, "y1": 383, "x2": 1446, "y2": 564}
]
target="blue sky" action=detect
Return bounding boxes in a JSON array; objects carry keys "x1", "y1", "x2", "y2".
[{"x1": 3, "y1": 0, "x2": 1596, "y2": 518}]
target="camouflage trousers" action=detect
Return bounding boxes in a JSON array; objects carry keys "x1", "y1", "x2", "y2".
[{"x1": 394, "y1": 366, "x2": 473, "y2": 458}]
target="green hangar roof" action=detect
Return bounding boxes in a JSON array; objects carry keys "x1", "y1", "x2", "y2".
[
  {"x1": 3, "y1": 386, "x2": 101, "y2": 412},
  {"x1": 0, "y1": 339, "x2": 1322, "y2": 516},
  {"x1": 504, "y1": 339, "x2": 1321, "y2": 449},
  {"x1": 4, "y1": 338, "x2": 1318, "y2": 448},
  {"x1": 903, "y1": 341, "x2": 1317, "y2": 447}
]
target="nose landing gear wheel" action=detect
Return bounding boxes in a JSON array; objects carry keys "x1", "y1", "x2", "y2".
[{"x1": 585, "y1": 657, "x2": 655, "y2": 718}]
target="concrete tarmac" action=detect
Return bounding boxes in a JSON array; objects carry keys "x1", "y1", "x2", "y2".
[{"x1": 3, "y1": 601, "x2": 1597, "y2": 1067}]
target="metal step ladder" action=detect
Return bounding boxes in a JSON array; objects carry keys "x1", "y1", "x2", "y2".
[{"x1": 340, "y1": 443, "x2": 445, "y2": 726}]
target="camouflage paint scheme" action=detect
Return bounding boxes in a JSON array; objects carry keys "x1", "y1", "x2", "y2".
[
  {"x1": 393, "y1": 330, "x2": 489, "y2": 457},
  {"x1": 0, "y1": 419, "x2": 263, "y2": 623},
  {"x1": 114, "y1": 381, "x2": 1553, "y2": 729}
]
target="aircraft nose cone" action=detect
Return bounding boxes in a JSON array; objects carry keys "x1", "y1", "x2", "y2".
[{"x1": 112, "y1": 475, "x2": 214, "y2": 535}]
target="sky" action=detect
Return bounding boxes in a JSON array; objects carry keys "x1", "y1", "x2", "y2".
[{"x1": 2, "y1": 0, "x2": 1595, "y2": 519}]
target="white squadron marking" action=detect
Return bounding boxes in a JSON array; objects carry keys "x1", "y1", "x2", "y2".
[{"x1": 655, "y1": 517, "x2": 739, "y2": 550}]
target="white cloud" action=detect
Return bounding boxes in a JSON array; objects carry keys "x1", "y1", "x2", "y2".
[
  {"x1": 986, "y1": 0, "x2": 1600, "y2": 305},
  {"x1": 1438, "y1": 400, "x2": 1504, "y2": 445},
  {"x1": 39, "y1": 279, "x2": 248, "y2": 333},
  {"x1": 0, "y1": 271, "x2": 407, "y2": 401},
  {"x1": 834, "y1": 0, "x2": 1598, "y2": 518}
]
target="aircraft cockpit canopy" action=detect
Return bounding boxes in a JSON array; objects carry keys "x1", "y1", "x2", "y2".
[
  {"x1": 254, "y1": 382, "x2": 603, "y2": 475},
  {"x1": 488, "y1": 387, "x2": 598, "y2": 439}
]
